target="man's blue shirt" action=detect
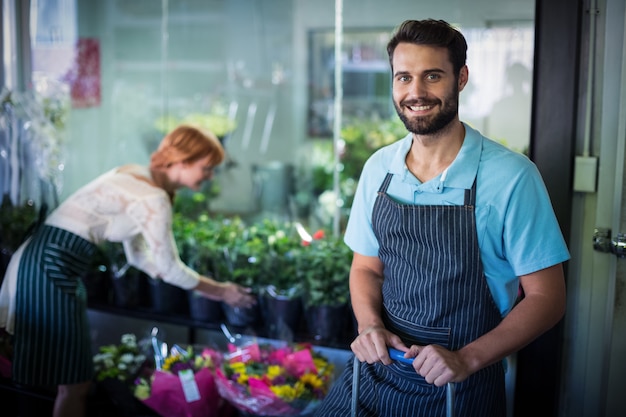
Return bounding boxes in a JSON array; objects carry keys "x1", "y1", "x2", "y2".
[{"x1": 344, "y1": 123, "x2": 570, "y2": 316}]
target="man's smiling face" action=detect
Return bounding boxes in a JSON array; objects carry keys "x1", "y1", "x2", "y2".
[{"x1": 391, "y1": 42, "x2": 468, "y2": 136}]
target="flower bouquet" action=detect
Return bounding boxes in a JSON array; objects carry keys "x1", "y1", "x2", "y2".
[
  {"x1": 134, "y1": 344, "x2": 235, "y2": 417},
  {"x1": 93, "y1": 333, "x2": 149, "y2": 383},
  {"x1": 92, "y1": 334, "x2": 154, "y2": 415},
  {"x1": 214, "y1": 341, "x2": 335, "y2": 416}
]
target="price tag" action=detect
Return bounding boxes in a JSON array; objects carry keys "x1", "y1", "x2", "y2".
[{"x1": 178, "y1": 369, "x2": 201, "y2": 402}]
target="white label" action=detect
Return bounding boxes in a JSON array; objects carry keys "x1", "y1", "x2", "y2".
[{"x1": 179, "y1": 369, "x2": 201, "y2": 403}]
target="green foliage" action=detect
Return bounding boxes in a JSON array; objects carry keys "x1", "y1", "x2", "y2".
[
  {"x1": 213, "y1": 218, "x2": 303, "y2": 293},
  {"x1": 171, "y1": 212, "x2": 306, "y2": 293},
  {"x1": 172, "y1": 212, "x2": 247, "y2": 282},
  {"x1": 246, "y1": 219, "x2": 302, "y2": 293},
  {"x1": 171, "y1": 211, "x2": 300, "y2": 291},
  {"x1": 310, "y1": 116, "x2": 407, "y2": 209},
  {"x1": 340, "y1": 116, "x2": 408, "y2": 181},
  {"x1": 154, "y1": 107, "x2": 237, "y2": 139},
  {"x1": 0, "y1": 194, "x2": 38, "y2": 252},
  {"x1": 173, "y1": 187, "x2": 220, "y2": 219},
  {"x1": 297, "y1": 230, "x2": 352, "y2": 307}
]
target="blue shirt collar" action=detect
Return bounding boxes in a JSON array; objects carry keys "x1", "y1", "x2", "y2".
[{"x1": 389, "y1": 122, "x2": 482, "y2": 192}]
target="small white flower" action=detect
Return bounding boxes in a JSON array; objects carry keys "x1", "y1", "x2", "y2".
[
  {"x1": 121, "y1": 334, "x2": 137, "y2": 348},
  {"x1": 120, "y1": 353, "x2": 135, "y2": 364}
]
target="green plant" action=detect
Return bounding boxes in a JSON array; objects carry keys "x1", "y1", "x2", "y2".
[
  {"x1": 93, "y1": 334, "x2": 148, "y2": 382},
  {"x1": 154, "y1": 104, "x2": 237, "y2": 139},
  {"x1": 245, "y1": 219, "x2": 302, "y2": 295},
  {"x1": 172, "y1": 212, "x2": 247, "y2": 281},
  {"x1": 173, "y1": 188, "x2": 220, "y2": 219},
  {"x1": 0, "y1": 194, "x2": 38, "y2": 253},
  {"x1": 340, "y1": 116, "x2": 407, "y2": 181},
  {"x1": 309, "y1": 116, "x2": 407, "y2": 214},
  {"x1": 171, "y1": 211, "x2": 297, "y2": 292},
  {"x1": 297, "y1": 229, "x2": 353, "y2": 307}
]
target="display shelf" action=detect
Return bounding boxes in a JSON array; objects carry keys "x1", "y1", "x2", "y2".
[
  {"x1": 83, "y1": 269, "x2": 354, "y2": 350},
  {"x1": 87, "y1": 299, "x2": 354, "y2": 350}
]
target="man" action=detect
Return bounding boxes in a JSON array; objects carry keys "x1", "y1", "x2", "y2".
[{"x1": 314, "y1": 19, "x2": 569, "y2": 416}]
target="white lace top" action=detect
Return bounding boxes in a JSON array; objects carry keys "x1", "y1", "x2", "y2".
[
  {"x1": 1, "y1": 165, "x2": 200, "y2": 333},
  {"x1": 45, "y1": 165, "x2": 200, "y2": 289}
]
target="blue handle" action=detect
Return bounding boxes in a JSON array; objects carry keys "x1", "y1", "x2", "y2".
[
  {"x1": 388, "y1": 348, "x2": 413, "y2": 364},
  {"x1": 387, "y1": 348, "x2": 455, "y2": 417}
]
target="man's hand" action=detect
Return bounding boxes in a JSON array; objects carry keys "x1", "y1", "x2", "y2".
[
  {"x1": 351, "y1": 325, "x2": 409, "y2": 365},
  {"x1": 405, "y1": 344, "x2": 472, "y2": 387}
]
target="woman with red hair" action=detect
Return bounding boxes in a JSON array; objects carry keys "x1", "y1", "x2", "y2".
[{"x1": 0, "y1": 124, "x2": 255, "y2": 417}]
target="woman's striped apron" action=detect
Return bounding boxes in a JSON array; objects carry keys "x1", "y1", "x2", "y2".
[{"x1": 13, "y1": 225, "x2": 97, "y2": 386}]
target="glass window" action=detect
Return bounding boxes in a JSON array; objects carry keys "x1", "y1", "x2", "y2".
[{"x1": 19, "y1": 0, "x2": 534, "y2": 225}]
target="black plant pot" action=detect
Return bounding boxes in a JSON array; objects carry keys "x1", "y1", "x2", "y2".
[
  {"x1": 260, "y1": 287, "x2": 303, "y2": 340},
  {"x1": 148, "y1": 278, "x2": 189, "y2": 315},
  {"x1": 305, "y1": 303, "x2": 349, "y2": 343},
  {"x1": 110, "y1": 268, "x2": 147, "y2": 308},
  {"x1": 188, "y1": 291, "x2": 223, "y2": 322},
  {"x1": 221, "y1": 300, "x2": 261, "y2": 329},
  {"x1": 81, "y1": 266, "x2": 112, "y2": 304}
]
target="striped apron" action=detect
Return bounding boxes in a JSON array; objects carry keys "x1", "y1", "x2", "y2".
[
  {"x1": 13, "y1": 225, "x2": 97, "y2": 386},
  {"x1": 315, "y1": 173, "x2": 505, "y2": 417}
]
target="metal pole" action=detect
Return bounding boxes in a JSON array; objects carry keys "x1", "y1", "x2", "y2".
[
  {"x1": 351, "y1": 355, "x2": 360, "y2": 417},
  {"x1": 332, "y1": 0, "x2": 343, "y2": 237},
  {"x1": 2, "y1": 0, "x2": 31, "y2": 91}
]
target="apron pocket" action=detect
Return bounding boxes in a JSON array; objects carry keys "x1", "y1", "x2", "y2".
[
  {"x1": 43, "y1": 244, "x2": 90, "y2": 296},
  {"x1": 384, "y1": 309, "x2": 451, "y2": 348}
]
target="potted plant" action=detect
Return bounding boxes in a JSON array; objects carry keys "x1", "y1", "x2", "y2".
[
  {"x1": 297, "y1": 229, "x2": 353, "y2": 343},
  {"x1": 172, "y1": 212, "x2": 249, "y2": 323},
  {"x1": 242, "y1": 218, "x2": 303, "y2": 339},
  {"x1": 0, "y1": 195, "x2": 38, "y2": 285},
  {"x1": 199, "y1": 214, "x2": 262, "y2": 325}
]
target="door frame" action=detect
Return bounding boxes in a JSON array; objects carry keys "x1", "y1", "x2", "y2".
[
  {"x1": 517, "y1": 0, "x2": 582, "y2": 416},
  {"x1": 542, "y1": 0, "x2": 626, "y2": 416}
]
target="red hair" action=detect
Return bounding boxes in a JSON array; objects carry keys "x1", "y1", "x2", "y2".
[{"x1": 150, "y1": 124, "x2": 225, "y2": 171}]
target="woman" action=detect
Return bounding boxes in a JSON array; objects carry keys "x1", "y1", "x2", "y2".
[{"x1": 0, "y1": 124, "x2": 256, "y2": 417}]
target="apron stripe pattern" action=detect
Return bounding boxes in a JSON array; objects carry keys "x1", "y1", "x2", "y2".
[
  {"x1": 315, "y1": 173, "x2": 505, "y2": 417},
  {"x1": 13, "y1": 225, "x2": 97, "y2": 386}
]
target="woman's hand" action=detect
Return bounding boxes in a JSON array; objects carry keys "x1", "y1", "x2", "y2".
[
  {"x1": 219, "y1": 282, "x2": 256, "y2": 308},
  {"x1": 194, "y1": 276, "x2": 256, "y2": 308}
]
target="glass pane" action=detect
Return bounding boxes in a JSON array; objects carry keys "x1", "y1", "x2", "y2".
[
  {"x1": 462, "y1": 23, "x2": 534, "y2": 155},
  {"x1": 25, "y1": 0, "x2": 534, "y2": 225}
]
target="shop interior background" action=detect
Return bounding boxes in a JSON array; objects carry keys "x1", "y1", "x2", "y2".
[{"x1": 6, "y1": 0, "x2": 534, "y2": 227}]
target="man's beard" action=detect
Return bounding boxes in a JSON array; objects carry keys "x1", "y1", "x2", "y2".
[{"x1": 394, "y1": 88, "x2": 459, "y2": 135}]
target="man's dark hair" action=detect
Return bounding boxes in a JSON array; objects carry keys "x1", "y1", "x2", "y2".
[{"x1": 386, "y1": 19, "x2": 468, "y2": 75}]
